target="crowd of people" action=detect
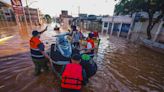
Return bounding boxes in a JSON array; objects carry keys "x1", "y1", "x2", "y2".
[{"x1": 29, "y1": 25, "x2": 99, "y2": 92}]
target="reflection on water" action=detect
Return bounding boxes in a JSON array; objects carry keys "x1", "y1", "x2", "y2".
[{"x1": 0, "y1": 25, "x2": 164, "y2": 92}]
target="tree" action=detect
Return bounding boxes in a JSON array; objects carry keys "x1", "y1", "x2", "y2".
[
  {"x1": 44, "y1": 14, "x2": 52, "y2": 23},
  {"x1": 114, "y1": 0, "x2": 164, "y2": 39}
]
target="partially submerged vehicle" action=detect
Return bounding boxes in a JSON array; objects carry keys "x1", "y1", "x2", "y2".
[{"x1": 48, "y1": 33, "x2": 98, "y2": 79}]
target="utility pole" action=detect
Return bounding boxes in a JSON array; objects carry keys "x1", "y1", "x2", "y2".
[
  {"x1": 78, "y1": 6, "x2": 81, "y2": 31},
  {"x1": 26, "y1": 0, "x2": 33, "y2": 29},
  {"x1": 78, "y1": 6, "x2": 80, "y2": 16},
  {"x1": 22, "y1": 4, "x2": 28, "y2": 28}
]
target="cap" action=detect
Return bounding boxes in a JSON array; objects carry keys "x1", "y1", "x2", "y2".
[
  {"x1": 32, "y1": 30, "x2": 40, "y2": 36},
  {"x1": 88, "y1": 33, "x2": 93, "y2": 38},
  {"x1": 71, "y1": 54, "x2": 81, "y2": 61},
  {"x1": 81, "y1": 54, "x2": 91, "y2": 61}
]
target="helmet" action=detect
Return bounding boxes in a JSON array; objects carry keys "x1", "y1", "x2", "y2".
[{"x1": 81, "y1": 54, "x2": 91, "y2": 61}]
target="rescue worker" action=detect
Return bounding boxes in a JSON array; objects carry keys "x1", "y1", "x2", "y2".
[
  {"x1": 30, "y1": 26, "x2": 50, "y2": 76},
  {"x1": 83, "y1": 33, "x2": 95, "y2": 58},
  {"x1": 81, "y1": 54, "x2": 97, "y2": 79},
  {"x1": 61, "y1": 54, "x2": 88, "y2": 92}
]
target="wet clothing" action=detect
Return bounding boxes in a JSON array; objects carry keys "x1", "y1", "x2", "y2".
[
  {"x1": 80, "y1": 59, "x2": 97, "y2": 78},
  {"x1": 61, "y1": 63, "x2": 88, "y2": 91},
  {"x1": 30, "y1": 37, "x2": 45, "y2": 59},
  {"x1": 32, "y1": 58, "x2": 49, "y2": 75},
  {"x1": 30, "y1": 36, "x2": 49, "y2": 75}
]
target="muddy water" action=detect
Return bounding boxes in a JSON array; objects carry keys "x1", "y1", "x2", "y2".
[
  {"x1": 0, "y1": 25, "x2": 164, "y2": 92},
  {"x1": 83, "y1": 35, "x2": 164, "y2": 92}
]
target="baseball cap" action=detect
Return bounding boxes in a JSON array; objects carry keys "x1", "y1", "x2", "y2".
[{"x1": 32, "y1": 30, "x2": 40, "y2": 36}]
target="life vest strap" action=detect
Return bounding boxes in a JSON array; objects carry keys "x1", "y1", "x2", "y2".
[
  {"x1": 31, "y1": 54, "x2": 44, "y2": 58},
  {"x1": 62, "y1": 82, "x2": 82, "y2": 85},
  {"x1": 62, "y1": 77, "x2": 82, "y2": 86},
  {"x1": 63, "y1": 77, "x2": 82, "y2": 82},
  {"x1": 30, "y1": 48, "x2": 40, "y2": 51}
]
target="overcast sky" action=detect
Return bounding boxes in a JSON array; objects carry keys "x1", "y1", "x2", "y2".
[{"x1": 3, "y1": 0, "x2": 117, "y2": 17}]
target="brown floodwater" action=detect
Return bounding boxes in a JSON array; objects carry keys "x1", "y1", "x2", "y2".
[{"x1": 0, "y1": 24, "x2": 164, "y2": 92}]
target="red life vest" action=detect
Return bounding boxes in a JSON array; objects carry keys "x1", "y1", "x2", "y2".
[
  {"x1": 85, "y1": 39, "x2": 95, "y2": 48},
  {"x1": 61, "y1": 64, "x2": 83, "y2": 90}
]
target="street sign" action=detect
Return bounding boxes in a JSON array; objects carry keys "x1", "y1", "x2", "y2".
[{"x1": 11, "y1": 0, "x2": 23, "y2": 15}]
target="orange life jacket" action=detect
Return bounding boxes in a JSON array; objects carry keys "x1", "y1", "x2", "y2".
[
  {"x1": 30, "y1": 37, "x2": 41, "y2": 49},
  {"x1": 85, "y1": 39, "x2": 95, "y2": 57},
  {"x1": 30, "y1": 37, "x2": 44, "y2": 59},
  {"x1": 61, "y1": 63, "x2": 83, "y2": 90},
  {"x1": 85, "y1": 39, "x2": 95, "y2": 48}
]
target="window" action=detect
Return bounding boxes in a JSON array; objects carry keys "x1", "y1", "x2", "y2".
[{"x1": 104, "y1": 22, "x2": 108, "y2": 27}]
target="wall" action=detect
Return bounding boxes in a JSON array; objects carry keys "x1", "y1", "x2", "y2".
[
  {"x1": 101, "y1": 16, "x2": 132, "y2": 36},
  {"x1": 131, "y1": 20, "x2": 164, "y2": 43}
]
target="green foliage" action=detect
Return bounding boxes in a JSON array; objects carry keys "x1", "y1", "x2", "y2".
[
  {"x1": 114, "y1": 0, "x2": 163, "y2": 15},
  {"x1": 114, "y1": 0, "x2": 164, "y2": 39}
]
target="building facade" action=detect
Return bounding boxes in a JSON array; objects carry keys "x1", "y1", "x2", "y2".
[
  {"x1": 101, "y1": 16, "x2": 132, "y2": 38},
  {"x1": 0, "y1": 1, "x2": 43, "y2": 27},
  {"x1": 23, "y1": 7, "x2": 41, "y2": 25},
  {"x1": 0, "y1": 1, "x2": 16, "y2": 28},
  {"x1": 59, "y1": 10, "x2": 73, "y2": 29},
  {"x1": 0, "y1": 1, "x2": 14, "y2": 21},
  {"x1": 72, "y1": 14, "x2": 102, "y2": 32}
]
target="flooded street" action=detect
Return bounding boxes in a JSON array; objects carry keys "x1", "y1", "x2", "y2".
[
  {"x1": 85, "y1": 35, "x2": 164, "y2": 92},
  {"x1": 0, "y1": 25, "x2": 164, "y2": 92}
]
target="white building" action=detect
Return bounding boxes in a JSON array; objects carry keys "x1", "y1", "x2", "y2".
[{"x1": 101, "y1": 16, "x2": 132, "y2": 38}]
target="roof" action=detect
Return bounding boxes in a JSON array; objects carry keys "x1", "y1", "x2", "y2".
[{"x1": 102, "y1": 16, "x2": 132, "y2": 23}]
